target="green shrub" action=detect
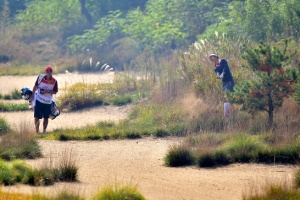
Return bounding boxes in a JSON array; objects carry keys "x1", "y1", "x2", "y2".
[
  {"x1": 164, "y1": 145, "x2": 195, "y2": 167},
  {"x1": 153, "y1": 128, "x2": 169, "y2": 137},
  {"x1": 224, "y1": 134, "x2": 264, "y2": 163},
  {"x1": 12, "y1": 160, "x2": 33, "y2": 182},
  {"x1": 272, "y1": 144, "x2": 300, "y2": 164},
  {"x1": 111, "y1": 95, "x2": 132, "y2": 106},
  {"x1": 92, "y1": 184, "x2": 145, "y2": 200},
  {"x1": 213, "y1": 150, "x2": 231, "y2": 166},
  {"x1": 0, "y1": 160, "x2": 14, "y2": 186},
  {"x1": 24, "y1": 168, "x2": 54, "y2": 186},
  {"x1": 0, "y1": 117, "x2": 10, "y2": 135},
  {"x1": 197, "y1": 151, "x2": 215, "y2": 167}
]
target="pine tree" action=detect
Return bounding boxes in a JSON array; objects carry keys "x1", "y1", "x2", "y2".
[
  {"x1": 0, "y1": 0, "x2": 11, "y2": 34},
  {"x1": 228, "y1": 39, "x2": 299, "y2": 129}
]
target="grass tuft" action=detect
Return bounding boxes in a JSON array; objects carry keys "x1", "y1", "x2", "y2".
[
  {"x1": 92, "y1": 184, "x2": 145, "y2": 200},
  {"x1": 164, "y1": 144, "x2": 195, "y2": 167},
  {"x1": 0, "y1": 117, "x2": 10, "y2": 135},
  {"x1": 243, "y1": 185, "x2": 300, "y2": 200}
]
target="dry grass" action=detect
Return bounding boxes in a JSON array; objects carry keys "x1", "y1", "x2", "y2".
[{"x1": 0, "y1": 120, "x2": 42, "y2": 160}]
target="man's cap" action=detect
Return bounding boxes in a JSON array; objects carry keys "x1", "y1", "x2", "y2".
[
  {"x1": 209, "y1": 54, "x2": 218, "y2": 58},
  {"x1": 45, "y1": 66, "x2": 53, "y2": 71}
]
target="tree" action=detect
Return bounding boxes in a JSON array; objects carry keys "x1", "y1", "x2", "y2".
[
  {"x1": 229, "y1": 40, "x2": 299, "y2": 129},
  {"x1": 0, "y1": 0, "x2": 10, "y2": 33},
  {"x1": 79, "y1": 0, "x2": 93, "y2": 26}
]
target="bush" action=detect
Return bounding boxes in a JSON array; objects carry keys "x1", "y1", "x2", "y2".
[
  {"x1": 224, "y1": 134, "x2": 264, "y2": 163},
  {"x1": 0, "y1": 117, "x2": 10, "y2": 135},
  {"x1": 111, "y1": 95, "x2": 132, "y2": 106},
  {"x1": 0, "y1": 160, "x2": 14, "y2": 186},
  {"x1": 164, "y1": 145, "x2": 195, "y2": 167},
  {"x1": 213, "y1": 150, "x2": 231, "y2": 166},
  {"x1": 92, "y1": 184, "x2": 145, "y2": 200},
  {"x1": 197, "y1": 151, "x2": 215, "y2": 167},
  {"x1": 12, "y1": 160, "x2": 33, "y2": 182}
]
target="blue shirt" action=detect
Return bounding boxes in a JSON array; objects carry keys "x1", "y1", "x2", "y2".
[{"x1": 214, "y1": 59, "x2": 234, "y2": 82}]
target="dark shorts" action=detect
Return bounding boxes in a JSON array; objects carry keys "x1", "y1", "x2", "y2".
[
  {"x1": 222, "y1": 80, "x2": 235, "y2": 92},
  {"x1": 34, "y1": 100, "x2": 51, "y2": 119}
]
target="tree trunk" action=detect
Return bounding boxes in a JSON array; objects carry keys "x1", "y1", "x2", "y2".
[
  {"x1": 267, "y1": 73, "x2": 274, "y2": 130},
  {"x1": 79, "y1": 0, "x2": 93, "y2": 27}
]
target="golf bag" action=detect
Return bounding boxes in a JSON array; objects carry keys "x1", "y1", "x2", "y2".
[{"x1": 21, "y1": 87, "x2": 60, "y2": 120}]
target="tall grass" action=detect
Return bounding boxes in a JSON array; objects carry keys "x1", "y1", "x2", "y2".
[
  {"x1": 0, "y1": 117, "x2": 10, "y2": 135},
  {"x1": 0, "y1": 102, "x2": 28, "y2": 111},
  {"x1": 92, "y1": 184, "x2": 145, "y2": 200},
  {"x1": 58, "y1": 73, "x2": 151, "y2": 110},
  {"x1": 0, "y1": 120, "x2": 42, "y2": 160},
  {"x1": 0, "y1": 89, "x2": 21, "y2": 100}
]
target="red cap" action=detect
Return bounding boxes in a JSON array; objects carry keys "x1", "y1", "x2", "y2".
[{"x1": 45, "y1": 66, "x2": 53, "y2": 71}]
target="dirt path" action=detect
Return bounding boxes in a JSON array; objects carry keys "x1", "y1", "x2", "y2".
[{"x1": 1, "y1": 138, "x2": 297, "y2": 200}]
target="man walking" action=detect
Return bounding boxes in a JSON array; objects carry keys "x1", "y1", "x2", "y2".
[
  {"x1": 209, "y1": 54, "x2": 234, "y2": 117},
  {"x1": 29, "y1": 66, "x2": 58, "y2": 133}
]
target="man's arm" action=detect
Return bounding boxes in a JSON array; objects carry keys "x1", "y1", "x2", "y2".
[{"x1": 46, "y1": 81, "x2": 58, "y2": 95}]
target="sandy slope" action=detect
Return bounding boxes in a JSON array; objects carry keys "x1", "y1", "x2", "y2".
[{"x1": 1, "y1": 139, "x2": 296, "y2": 200}]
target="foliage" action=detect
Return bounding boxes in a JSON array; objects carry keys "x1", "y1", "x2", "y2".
[
  {"x1": 15, "y1": 0, "x2": 82, "y2": 33},
  {"x1": 0, "y1": 117, "x2": 10, "y2": 135},
  {"x1": 0, "y1": 0, "x2": 11, "y2": 33},
  {"x1": 0, "y1": 102, "x2": 28, "y2": 111},
  {"x1": 228, "y1": 40, "x2": 299, "y2": 128},
  {"x1": 92, "y1": 184, "x2": 145, "y2": 200},
  {"x1": 164, "y1": 144, "x2": 194, "y2": 167},
  {"x1": 68, "y1": 10, "x2": 124, "y2": 53}
]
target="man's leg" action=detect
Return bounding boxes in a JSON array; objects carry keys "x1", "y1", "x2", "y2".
[
  {"x1": 35, "y1": 118, "x2": 40, "y2": 133},
  {"x1": 43, "y1": 118, "x2": 49, "y2": 133}
]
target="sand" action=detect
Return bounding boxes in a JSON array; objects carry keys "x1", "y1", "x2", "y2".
[{"x1": 0, "y1": 73, "x2": 297, "y2": 200}]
